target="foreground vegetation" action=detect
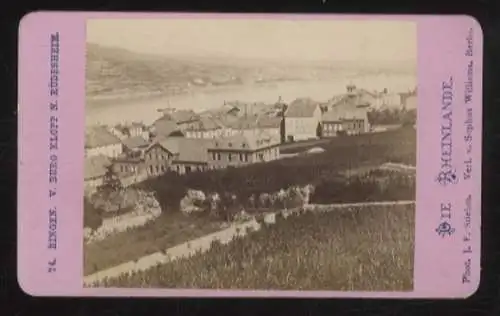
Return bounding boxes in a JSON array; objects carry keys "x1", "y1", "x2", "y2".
[
  {"x1": 84, "y1": 168, "x2": 415, "y2": 275},
  {"x1": 84, "y1": 212, "x2": 223, "y2": 276},
  {"x1": 94, "y1": 203, "x2": 415, "y2": 291}
]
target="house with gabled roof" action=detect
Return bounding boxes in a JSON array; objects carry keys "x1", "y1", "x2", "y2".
[
  {"x1": 170, "y1": 138, "x2": 214, "y2": 174},
  {"x1": 142, "y1": 136, "x2": 214, "y2": 176},
  {"x1": 321, "y1": 85, "x2": 371, "y2": 136},
  {"x1": 321, "y1": 104, "x2": 370, "y2": 137},
  {"x1": 208, "y1": 130, "x2": 281, "y2": 169},
  {"x1": 121, "y1": 135, "x2": 150, "y2": 153},
  {"x1": 143, "y1": 136, "x2": 180, "y2": 177},
  {"x1": 284, "y1": 98, "x2": 322, "y2": 142},
  {"x1": 228, "y1": 114, "x2": 283, "y2": 141},
  {"x1": 184, "y1": 116, "x2": 230, "y2": 139},
  {"x1": 85, "y1": 125, "x2": 123, "y2": 158},
  {"x1": 110, "y1": 151, "x2": 149, "y2": 186}
]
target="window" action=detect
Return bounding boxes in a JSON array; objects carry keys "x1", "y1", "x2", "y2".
[
  {"x1": 155, "y1": 165, "x2": 159, "y2": 174},
  {"x1": 242, "y1": 143, "x2": 246, "y2": 148},
  {"x1": 228, "y1": 154, "x2": 232, "y2": 162},
  {"x1": 149, "y1": 166, "x2": 153, "y2": 175},
  {"x1": 239, "y1": 153, "x2": 244, "y2": 161},
  {"x1": 217, "y1": 153, "x2": 221, "y2": 160},
  {"x1": 212, "y1": 152, "x2": 217, "y2": 160},
  {"x1": 245, "y1": 153, "x2": 249, "y2": 162}
]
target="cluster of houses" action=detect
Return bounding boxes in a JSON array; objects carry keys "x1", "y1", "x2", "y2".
[{"x1": 84, "y1": 84, "x2": 417, "y2": 194}]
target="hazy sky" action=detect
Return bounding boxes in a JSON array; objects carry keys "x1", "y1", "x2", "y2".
[{"x1": 87, "y1": 18, "x2": 416, "y2": 64}]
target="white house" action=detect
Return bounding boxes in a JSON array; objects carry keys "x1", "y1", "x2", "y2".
[
  {"x1": 373, "y1": 91, "x2": 403, "y2": 109},
  {"x1": 284, "y1": 98, "x2": 322, "y2": 142},
  {"x1": 403, "y1": 94, "x2": 417, "y2": 110},
  {"x1": 85, "y1": 126, "x2": 123, "y2": 158}
]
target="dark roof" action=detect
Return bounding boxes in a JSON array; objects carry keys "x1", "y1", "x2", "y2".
[
  {"x1": 84, "y1": 155, "x2": 111, "y2": 180},
  {"x1": 214, "y1": 113, "x2": 241, "y2": 128},
  {"x1": 211, "y1": 130, "x2": 280, "y2": 151},
  {"x1": 161, "y1": 110, "x2": 198, "y2": 123},
  {"x1": 185, "y1": 116, "x2": 221, "y2": 131},
  {"x1": 156, "y1": 137, "x2": 181, "y2": 154},
  {"x1": 286, "y1": 98, "x2": 320, "y2": 117},
  {"x1": 153, "y1": 119, "x2": 179, "y2": 137},
  {"x1": 130, "y1": 121, "x2": 145, "y2": 128},
  {"x1": 114, "y1": 152, "x2": 144, "y2": 163},
  {"x1": 121, "y1": 136, "x2": 149, "y2": 150},
  {"x1": 85, "y1": 126, "x2": 122, "y2": 148},
  {"x1": 148, "y1": 137, "x2": 212, "y2": 163},
  {"x1": 169, "y1": 138, "x2": 214, "y2": 163}
]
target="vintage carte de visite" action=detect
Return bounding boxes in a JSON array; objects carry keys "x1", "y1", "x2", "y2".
[{"x1": 17, "y1": 12, "x2": 482, "y2": 298}]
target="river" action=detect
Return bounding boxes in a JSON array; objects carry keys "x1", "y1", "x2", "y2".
[{"x1": 85, "y1": 74, "x2": 416, "y2": 126}]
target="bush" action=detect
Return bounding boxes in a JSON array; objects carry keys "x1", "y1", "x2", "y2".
[{"x1": 311, "y1": 170, "x2": 415, "y2": 204}]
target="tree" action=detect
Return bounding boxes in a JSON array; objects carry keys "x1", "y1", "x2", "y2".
[
  {"x1": 316, "y1": 122, "x2": 323, "y2": 138},
  {"x1": 98, "y1": 164, "x2": 122, "y2": 194}
]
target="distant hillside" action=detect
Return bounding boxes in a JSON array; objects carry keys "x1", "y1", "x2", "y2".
[
  {"x1": 86, "y1": 43, "x2": 257, "y2": 99},
  {"x1": 86, "y1": 43, "x2": 416, "y2": 102}
]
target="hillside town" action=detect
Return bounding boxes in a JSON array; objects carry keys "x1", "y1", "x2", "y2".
[{"x1": 85, "y1": 84, "x2": 417, "y2": 195}]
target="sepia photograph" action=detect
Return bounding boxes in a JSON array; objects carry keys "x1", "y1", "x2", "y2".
[{"x1": 83, "y1": 18, "x2": 418, "y2": 291}]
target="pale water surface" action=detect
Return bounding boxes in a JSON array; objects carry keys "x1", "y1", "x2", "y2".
[{"x1": 86, "y1": 74, "x2": 416, "y2": 126}]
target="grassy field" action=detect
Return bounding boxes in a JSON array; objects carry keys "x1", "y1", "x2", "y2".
[
  {"x1": 279, "y1": 127, "x2": 415, "y2": 155},
  {"x1": 84, "y1": 212, "x2": 224, "y2": 276},
  {"x1": 94, "y1": 203, "x2": 415, "y2": 291}
]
